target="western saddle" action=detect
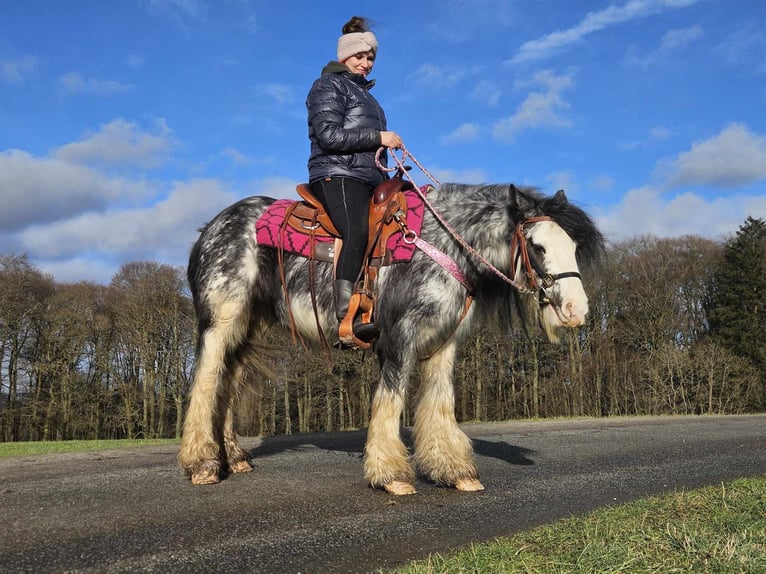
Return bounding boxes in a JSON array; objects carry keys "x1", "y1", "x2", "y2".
[{"x1": 281, "y1": 173, "x2": 414, "y2": 349}]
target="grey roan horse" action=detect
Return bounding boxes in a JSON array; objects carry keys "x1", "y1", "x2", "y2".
[{"x1": 179, "y1": 182, "x2": 604, "y2": 494}]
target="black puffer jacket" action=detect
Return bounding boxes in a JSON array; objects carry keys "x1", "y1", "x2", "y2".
[{"x1": 306, "y1": 61, "x2": 389, "y2": 186}]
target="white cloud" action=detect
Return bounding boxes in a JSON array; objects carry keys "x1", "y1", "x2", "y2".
[
  {"x1": 657, "y1": 123, "x2": 766, "y2": 188},
  {"x1": 619, "y1": 125, "x2": 676, "y2": 151},
  {"x1": 36, "y1": 258, "x2": 122, "y2": 285},
  {"x1": 3, "y1": 128, "x2": 297, "y2": 283},
  {"x1": 507, "y1": 0, "x2": 701, "y2": 65},
  {"x1": 649, "y1": 126, "x2": 674, "y2": 141},
  {"x1": 659, "y1": 24, "x2": 704, "y2": 51},
  {"x1": 712, "y1": 26, "x2": 766, "y2": 70},
  {"x1": 493, "y1": 70, "x2": 574, "y2": 143},
  {"x1": 408, "y1": 63, "x2": 474, "y2": 87},
  {"x1": 431, "y1": 167, "x2": 487, "y2": 184},
  {"x1": 13, "y1": 175, "x2": 303, "y2": 285},
  {"x1": 143, "y1": 0, "x2": 205, "y2": 19},
  {"x1": 0, "y1": 149, "x2": 148, "y2": 232},
  {"x1": 59, "y1": 72, "x2": 132, "y2": 96},
  {"x1": 428, "y1": 0, "x2": 519, "y2": 42},
  {"x1": 17, "y1": 179, "x2": 237, "y2": 263},
  {"x1": 471, "y1": 80, "x2": 502, "y2": 107},
  {"x1": 627, "y1": 24, "x2": 704, "y2": 67},
  {"x1": 53, "y1": 119, "x2": 178, "y2": 169},
  {"x1": 126, "y1": 53, "x2": 145, "y2": 71},
  {"x1": 596, "y1": 186, "x2": 766, "y2": 242},
  {"x1": 0, "y1": 55, "x2": 37, "y2": 84},
  {"x1": 256, "y1": 83, "x2": 297, "y2": 107},
  {"x1": 546, "y1": 170, "x2": 578, "y2": 194},
  {"x1": 589, "y1": 174, "x2": 615, "y2": 191},
  {"x1": 441, "y1": 123, "x2": 480, "y2": 146},
  {"x1": 250, "y1": 176, "x2": 302, "y2": 200},
  {"x1": 221, "y1": 147, "x2": 251, "y2": 166},
  {"x1": 143, "y1": 0, "x2": 258, "y2": 34}
]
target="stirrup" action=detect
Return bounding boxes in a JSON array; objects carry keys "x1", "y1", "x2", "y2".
[{"x1": 338, "y1": 293, "x2": 379, "y2": 349}]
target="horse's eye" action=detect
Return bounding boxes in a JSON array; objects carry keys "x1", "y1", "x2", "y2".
[{"x1": 532, "y1": 244, "x2": 546, "y2": 255}]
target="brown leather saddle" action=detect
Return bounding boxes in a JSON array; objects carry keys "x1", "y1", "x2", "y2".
[{"x1": 279, "y1": 174, "x2": 414, "y2": 349}]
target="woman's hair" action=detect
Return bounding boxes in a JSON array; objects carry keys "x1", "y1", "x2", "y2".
[
  {"x1": 342, "y1": 16, "x2": 372, "y2": 34},
  {"x1": 337, "y1": 16, "x2": 378, "y2": 62}
]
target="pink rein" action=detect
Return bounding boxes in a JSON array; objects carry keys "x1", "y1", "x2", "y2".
[{"x1": 376, "y1": 146, "x2": 530, "y2": 293}]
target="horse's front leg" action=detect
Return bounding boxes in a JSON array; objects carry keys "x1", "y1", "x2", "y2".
[
  {"x1": 179, "y1": 302, "x2": 248, "y2": 485},
  {"x1": 413, "y1": 339, "x2": 484, "y2": 491},
  {"x1": 178, "y1": 331, "x2": 229, "y2": 485},
  {"x1": 364, "y1": 357, "x2": 416, "y2": 495}
]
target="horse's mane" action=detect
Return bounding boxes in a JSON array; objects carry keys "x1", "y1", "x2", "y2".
[{"x1": 437, "y1": 183, "x2": 604, "y2": 267}]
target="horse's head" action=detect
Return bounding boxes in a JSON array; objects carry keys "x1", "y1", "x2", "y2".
[{"x1": 509, "y1": 186, "x2": 604, "y2": 342}]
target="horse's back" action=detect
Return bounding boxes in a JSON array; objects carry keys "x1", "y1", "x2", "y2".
[{"x1": 188, "y1": 195, "x2": 279, "y2": 301}]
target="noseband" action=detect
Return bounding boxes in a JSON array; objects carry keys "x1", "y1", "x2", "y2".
[{"x1": 510, "y1": 216, "x2": 582, "y2": 303}]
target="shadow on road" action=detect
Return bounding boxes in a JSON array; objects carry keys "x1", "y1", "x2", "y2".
[{"x1": 246, "y1": 428, "x2": 536, "y2": 466}]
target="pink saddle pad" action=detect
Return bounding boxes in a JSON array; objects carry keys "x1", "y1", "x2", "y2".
[{"x1": 255, "y1": 188, "x2": 427, "y2": 263}]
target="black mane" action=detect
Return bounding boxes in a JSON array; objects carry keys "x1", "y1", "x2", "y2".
[{"x1": 436, "y1": 183, "x2": 604, "y2": 267}]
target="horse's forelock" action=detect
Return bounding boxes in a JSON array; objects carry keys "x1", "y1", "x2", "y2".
[{"x1": 539, "y1": 193, "x2": 604, "y2": 266}]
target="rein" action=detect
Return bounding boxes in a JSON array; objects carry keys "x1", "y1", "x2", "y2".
[{"x1": 376, "y1": 146, "x2": 577, "y2": 297}]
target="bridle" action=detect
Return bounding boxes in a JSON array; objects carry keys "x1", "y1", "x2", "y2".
[
  {"x1": 376, "y1": 146, "x2": 582, "y2": 306},
  {"x1": 510, "y1": 216, "x2": 582, "y2": 304}
]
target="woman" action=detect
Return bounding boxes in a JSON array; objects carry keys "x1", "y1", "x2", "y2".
[{"x1": 306, "y1": 16, "x2": 402, "y2": 344}]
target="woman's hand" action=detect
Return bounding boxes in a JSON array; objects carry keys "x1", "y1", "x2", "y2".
[{"x1": 380, "y1": 131, "x2": 403, "y2": 149}]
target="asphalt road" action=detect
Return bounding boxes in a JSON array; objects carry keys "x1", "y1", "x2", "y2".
[{"x1": 1, "y1": 415, "x2": 765, "y2": 573}]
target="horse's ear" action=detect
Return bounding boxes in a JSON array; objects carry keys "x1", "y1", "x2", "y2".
[
  {"x1": 509, "y1": 184, "x2": 537, "y2": 218},
  {"x1": 554, "y1": 189, "x2": 568, "y2": 203}
]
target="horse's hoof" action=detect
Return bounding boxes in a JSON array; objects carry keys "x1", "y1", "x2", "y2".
[
  {"x1": 229, "y1": 460, "x2": 253, "y2": 474},
  {"x1": 455, "y1": 478, "x2": 485, "y2": 492},
  {"x1": 191, "y1": 468, "x2": 220, "y2": 485},
  {"x1": 384, "y1": 481, "x2": 417, "y2": 496}
]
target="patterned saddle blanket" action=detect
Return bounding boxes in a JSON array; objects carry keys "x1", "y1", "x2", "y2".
[{"x1": 254, "y1": 189, "x2": 428, "y2": 264}]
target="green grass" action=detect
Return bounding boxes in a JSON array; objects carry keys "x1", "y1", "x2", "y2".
[
  {"x1": 393, "y1": 477, "x2": 766, "y2": 574},
  {"x1": 0, "y1": 438, "x2": 180, "y2": 458}
]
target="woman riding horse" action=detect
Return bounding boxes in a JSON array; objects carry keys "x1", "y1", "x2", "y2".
[{"x1": 306, "y1": 15, "x2": 403, "y2": 344}]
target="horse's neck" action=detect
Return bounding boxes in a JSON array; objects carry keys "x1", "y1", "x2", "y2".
[{"x1": 425, "y1": 188, "x2": 514, "y2": 270}]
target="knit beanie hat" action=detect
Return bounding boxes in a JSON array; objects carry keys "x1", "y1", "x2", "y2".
[{"x1": 337, "y1": 31, "x2": 378, "y2": 62}]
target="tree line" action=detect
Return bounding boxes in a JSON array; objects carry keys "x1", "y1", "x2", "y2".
[{"x1": 1, "y1": 217, "x2": 764, "y2": 442}]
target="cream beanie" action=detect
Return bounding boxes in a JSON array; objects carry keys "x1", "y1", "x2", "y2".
[{"x1": 337, "y1": 31, "x2": 378, "y2": 62}]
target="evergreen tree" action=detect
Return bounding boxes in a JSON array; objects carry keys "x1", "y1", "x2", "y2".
[{"x1": 708, "y1": 217, "x2": 766, "y2": 396}]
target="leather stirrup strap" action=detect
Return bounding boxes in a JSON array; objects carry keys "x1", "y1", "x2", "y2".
[
  {"x1": 278, "y1": 202, "x2": 304, "y2": 347},
  {"x1": 307, "y1": 214, "x2": 332, "y2": 357}
]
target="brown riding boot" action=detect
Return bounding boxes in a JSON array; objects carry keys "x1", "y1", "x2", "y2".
[{"x1": 334, "y1": 279, "x2": 380, "y2": 344}]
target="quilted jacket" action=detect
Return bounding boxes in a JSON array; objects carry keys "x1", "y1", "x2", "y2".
[{"x1": 306, "y1": 61, "x2": 389, "y2": 186}]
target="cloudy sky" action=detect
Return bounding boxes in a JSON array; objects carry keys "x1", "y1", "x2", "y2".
[{"x1": 1, "y1": 0, "x2": 765, "y2": 284}]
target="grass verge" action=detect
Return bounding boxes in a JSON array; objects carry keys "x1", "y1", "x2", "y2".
[
  {"x1": 0, "y1": 438, "x2": 180, "y2": 459},
  {"x1": 393, "y1": 476, "x2": 766, "y2": 574}
]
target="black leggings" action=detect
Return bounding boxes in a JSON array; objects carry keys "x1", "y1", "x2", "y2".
[{"x1": 310, "y1": 177, "x2": 373, "y2": 283}]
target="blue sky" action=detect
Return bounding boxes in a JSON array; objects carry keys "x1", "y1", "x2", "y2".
[{"x1": 1, "y1": 0, "x2": 765, "y2": 284}]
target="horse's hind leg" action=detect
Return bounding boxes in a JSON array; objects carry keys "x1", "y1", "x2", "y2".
[
  {"x1": 224, "y1": 406, "x2": 253, "y2": 474},
  {"x1": 364, "y1": 355, "x2": 417, "y2": 495},
  {"x1": 223, "y1": 361, "x2": 253, "y2": 474},
  {"x1": 179, "y1": 298, "x2": 249, "y2": 485},
  {"x1": 413, "y1": 340, "x2": 484, "y2": 491}
]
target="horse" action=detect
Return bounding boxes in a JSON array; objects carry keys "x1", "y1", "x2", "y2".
[{"x1": 178, "y1": 181, "x2": 604, "y2": 494}]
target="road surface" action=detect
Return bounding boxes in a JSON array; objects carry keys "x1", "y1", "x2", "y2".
[{"x1": 1, "y1": 415, "x2": 764, "y2": 573}]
